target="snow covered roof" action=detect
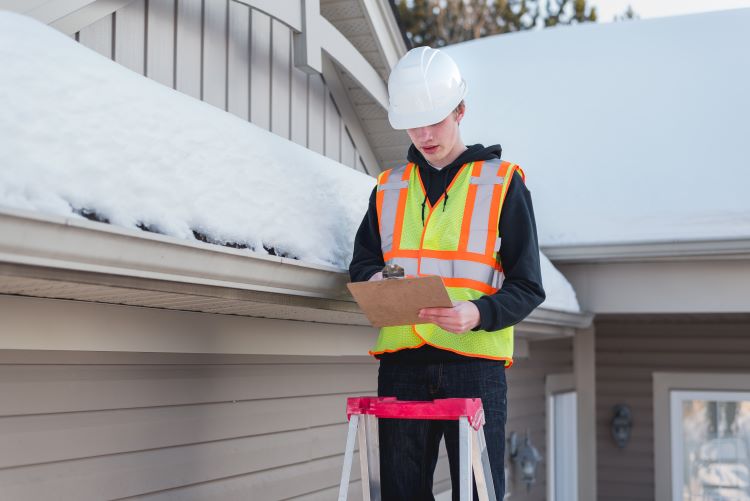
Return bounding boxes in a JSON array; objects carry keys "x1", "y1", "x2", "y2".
[
  {"x1": 0, "y1": 12, "x2": 373, "y2": 269},
  {"x1": 444, "y1": 9, "x2": 750, "y2": 247},
  {"x1": 0, "y1": 12, "x2": 580, "y2": 313}
]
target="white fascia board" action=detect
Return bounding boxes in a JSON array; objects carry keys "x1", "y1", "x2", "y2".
[
  {"x1": 542, "y1": 237, "x2": 750, "y2": 264},
  {"x1": 0, "y1": 207, "x2": 349, "y2": 299},
  {"x1": 319, "y1": 17, "x2": 389, "y2": 109},
  {"x1": 358, "y1": 0, "x2": 408, "y2": 70},
  {"x1": 321, "y1": 55, "x2": 381, "y2": 176},
  {"x1": 0, "y1": 208, "x2": 593, "y2": 331}
]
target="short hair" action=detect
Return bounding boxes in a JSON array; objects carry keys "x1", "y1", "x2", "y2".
[{"x1": 453, "y1": 100, "x2": 465, "y2": 114}]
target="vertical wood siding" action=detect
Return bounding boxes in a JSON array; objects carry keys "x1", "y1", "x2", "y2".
[
  {"x1": 594, "y1": 316, "x2": 750, "y2": 501},
  {"x1": 74, "y1": 0, "x2": 367, "y2": 171}
]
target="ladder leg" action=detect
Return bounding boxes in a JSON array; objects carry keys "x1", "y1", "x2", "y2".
[
  {"x1": 357, "y1": 413, "x2": 371, "y2": 501},
  {"x1": 338, "y1": 415, "x2": 359, "y2": 501},
  {"x1": 363, "y1": 415, "x2": 381, "y2": 500},
  {"x1": 458, "y1": 416, "x2": 473, "y2": 501},
  {"x1": 471, "y1": 427, "x2": 497, "y2": 501}
]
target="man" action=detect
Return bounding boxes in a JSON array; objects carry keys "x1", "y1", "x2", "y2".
[{"x1": 349, "y1": 46, "x2": 545, "y2": 500}]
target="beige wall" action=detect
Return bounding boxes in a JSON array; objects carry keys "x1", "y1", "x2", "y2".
[
  {"x1": 0, "y1": 292, "x2": 573, "y2": 499},
  {"x1": 506, "y1": 337, "x2": 574, "y2": 500},
  {"x1": 594, "y1": 314, "x2": 750, "y2": 501},
  {"x1": 0, "y1": 294, "x2": 452, "y2": 499},
  {"x1": 0, "y1": 348, "x2": 379, "y2": 500}
]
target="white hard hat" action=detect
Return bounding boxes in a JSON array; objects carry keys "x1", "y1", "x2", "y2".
[{"x1": 387, "y1": 46, "x2": 467, "y2": 130}]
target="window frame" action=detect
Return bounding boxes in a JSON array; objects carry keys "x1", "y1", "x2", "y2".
[
  {"x1": 653, "y1": 372, "x2": 750, "y2": 501},
  {"x1": 546, "y1": 373, "x2": 577, "y2": 501}
]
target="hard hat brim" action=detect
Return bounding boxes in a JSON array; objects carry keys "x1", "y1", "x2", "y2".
[{"x1": 387, "y1": 80, "x2": 467, "y2": 130}]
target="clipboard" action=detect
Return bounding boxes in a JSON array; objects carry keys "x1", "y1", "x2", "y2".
[{"x1": 347, "y1": 276, "x2": 453, "y2": 327}]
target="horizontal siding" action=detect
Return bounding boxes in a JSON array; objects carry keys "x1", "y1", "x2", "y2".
[
  {"x1": 72, "y1": 1, "x2": 374, "y2": 173},
  {"x1": 595, "y1": 316, "x2": 750, "y2": 501},
  {"x1": 0, "y1": 324, "x2": 574, "y2": 500},
  {"x1": 0, "y1": 350, "x2": 378, "y2": 500},
  {"x1": 506, "y1": 336, "x2": 574, "y2": 501}
]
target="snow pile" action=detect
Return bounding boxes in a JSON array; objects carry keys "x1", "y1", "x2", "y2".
[
  {"x1": 445, "y1": 9, "x2": 750, "y2": 246},
  {"x1": 539, "y1": 253, "x2": 579, "y2": 312},
  {"x1": 0, "y1": 12, "x2": 374, "y2": 268}
]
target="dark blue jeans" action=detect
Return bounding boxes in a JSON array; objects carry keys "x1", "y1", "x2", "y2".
[{"x1": 377, "y1": 359, "x2": 507, "y2": 501}]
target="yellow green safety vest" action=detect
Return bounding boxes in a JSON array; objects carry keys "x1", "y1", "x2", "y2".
[{"x1": 370, "y1": 158, "x2": 524, "y2": 367}]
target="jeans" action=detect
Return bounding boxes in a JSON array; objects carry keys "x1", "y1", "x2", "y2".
[{"x1": 377, "y1": 359, "x2": 508, "y2": 501}]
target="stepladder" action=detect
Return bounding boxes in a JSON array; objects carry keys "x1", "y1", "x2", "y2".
[{"x1": 338, "y1": 397, "x2": 497, "y2": 501}]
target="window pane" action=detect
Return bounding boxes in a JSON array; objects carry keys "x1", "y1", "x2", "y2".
[{"x1": 679, "y1": 397, "x2": 750, "y2": 501}]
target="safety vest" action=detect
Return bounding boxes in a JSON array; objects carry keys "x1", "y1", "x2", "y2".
[{"x1": 370, "y1": 158, "x2": 524, "y2": 367}]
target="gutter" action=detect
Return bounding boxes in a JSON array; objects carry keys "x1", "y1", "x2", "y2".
[
  {"x1": 0, "y1": 207, "x2": 349, "y2": 300},
  {"x1": 0, "y1": 208, "x2": 592, "y2": 333},
  {"x1": 542, "y1": 237, "x2": 750, "y2": 264}
]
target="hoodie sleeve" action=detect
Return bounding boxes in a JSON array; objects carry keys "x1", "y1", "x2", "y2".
[
  {"x1": 349, "y1": 186, "x2": 385, "y2": 282},
  {"x1": 470, "y1": 171, "x2": 546, "y2": 331}
]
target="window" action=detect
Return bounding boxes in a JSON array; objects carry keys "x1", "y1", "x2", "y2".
[
  {"x1": 547, "y1": 374, "x2": 578, "y2": 501},
  {"x1": 671, "y1": 391, "x2": 750, "y2": 501},
  {"x1": 653, "y1": 373, "x2": 750, "y2": 501}
]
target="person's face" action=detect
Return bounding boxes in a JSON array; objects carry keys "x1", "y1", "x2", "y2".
[{"x1": 406, "y1": 107, "x2": 464, "y2": 167}]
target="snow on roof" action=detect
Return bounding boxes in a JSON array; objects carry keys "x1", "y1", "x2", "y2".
[
  {"x1": 0, "y1": 12, "x2": 374, "y2": 268},
  {"x1": 444, "y1": 9, "x2": 750, "y2": 247},
  {"x1": 0, "y1": 13, "x2": 580, "y2": 313}
]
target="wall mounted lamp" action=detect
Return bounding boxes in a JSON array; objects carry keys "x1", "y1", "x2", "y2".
[
  {"x1": 509, "y1": 429, "x2": 541, "y2": 492},
  {"x1": 611, "y1": 404, "x2": 633, "y2": 448}
]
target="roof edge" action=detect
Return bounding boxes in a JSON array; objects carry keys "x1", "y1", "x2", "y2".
[
  {"x1": 542, "y1": 237, "x2": 750, "y2": 264},
  {"x1": 0, "y1": 207, "x2": 349, "y2": 300},
  {"x1": 0, "y1": 208, "x2": 593, "y2": 332}
]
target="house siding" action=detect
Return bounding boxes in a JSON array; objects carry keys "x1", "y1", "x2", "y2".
[
  {"x1": 595, "y1": 315, "x2": 750, "y2": 501},
  {"x1": 0, "y1": 348, "x2": 379, "y2": 500},
  {"x1": 73, "y1": 0, "x2": 372, "y2": 174},
  {"x1": 505, "y1": 336, "x2": 574, "y2": 500},
  {"x1": 0, "y1": 293, "x2": 453, "y2": 500}
]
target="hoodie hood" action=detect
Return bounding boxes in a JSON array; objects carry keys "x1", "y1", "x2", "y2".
[{"x1": 405, "y1": 143, "x2": 503, "y2": 223}]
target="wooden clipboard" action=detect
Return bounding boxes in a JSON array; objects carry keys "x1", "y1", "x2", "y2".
[{"x1": 347, "y1": 276, "x2": 453, "y2": 327}]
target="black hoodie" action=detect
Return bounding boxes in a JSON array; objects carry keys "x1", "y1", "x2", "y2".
[{"x1": 349, "y1": 144, "x2": 546, "y2": 364}]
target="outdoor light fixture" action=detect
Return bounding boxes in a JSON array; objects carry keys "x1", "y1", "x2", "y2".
[
  {"x1": 509, "y1": 429, "x2": 541, "y2": 492},
  {"x1": 611, "y1": 404, "x2": 633, "y2": 448}
]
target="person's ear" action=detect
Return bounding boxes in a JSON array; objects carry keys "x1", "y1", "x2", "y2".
[{"x1": 455, "y1": 104, "x2": 465, "y2": 125}]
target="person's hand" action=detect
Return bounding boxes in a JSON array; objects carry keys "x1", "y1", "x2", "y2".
[
  {"x1": 418, "y1": 301, "x2": 481, "y2": 334},
  {"x1": 368, "y1": 271, "x2": 383, "y2": 281}
]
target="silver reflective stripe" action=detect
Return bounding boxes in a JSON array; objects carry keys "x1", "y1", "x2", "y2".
[
  {"x1": 420, "y1": 257, "x2": 498, "y2": 286},
  {"x1": 494, "y1": 237, "x2": 502, "y2": 253},
  {"x1": 466, "y1": 159, "x2": 504, "y2": 254},
  {"x1": 379, "y1": 165, "x2": 408, "y2": 254},
  {"x1": 470, "y1": 163, "x2": 505, "y2": 185},
  {"x1": 492, "y1": 269, "x2": 505, "y2": 289},
  {"x1": 378, "y1": 180, "x2": 409, "y2": 191},
  {"x1": 388, "y1": 257, "x2": 418, "y2": 277}
]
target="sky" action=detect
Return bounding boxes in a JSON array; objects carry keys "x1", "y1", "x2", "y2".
[{"x1": 588, "y1": 0, "x2": 750, "y2": 22}]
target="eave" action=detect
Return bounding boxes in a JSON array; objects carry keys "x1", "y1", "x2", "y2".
[
  {"x1": 542, "y1": 237, "x2": 750, "y2": 264},
  {"x1": 0, "y1": 208, "x2": 591, "y2": 335}
]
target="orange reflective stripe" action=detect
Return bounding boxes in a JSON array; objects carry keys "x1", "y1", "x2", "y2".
[
  {"x1": 375, "y1": 169, "x2": 391, "y2": 233},
  {"x1": 441, "y1": 277, "x2": 498, "y2": 296},
  {"x1": 458, "y1": 161, "x2": 483, "y2": 253},
  {"x1": 386, "y1": 248, "x2": 503, "y2": 270},
  {"x1": 391, "y1": 164, "x2": 413, "y2": 252},
  {"x1": 484, "y1": 162, "x2": 511, "y2": 257}
]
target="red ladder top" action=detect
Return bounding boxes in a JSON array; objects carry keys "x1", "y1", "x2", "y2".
[{"x1": 346, "y1": 397, "x2": 485, "y2": 431}]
